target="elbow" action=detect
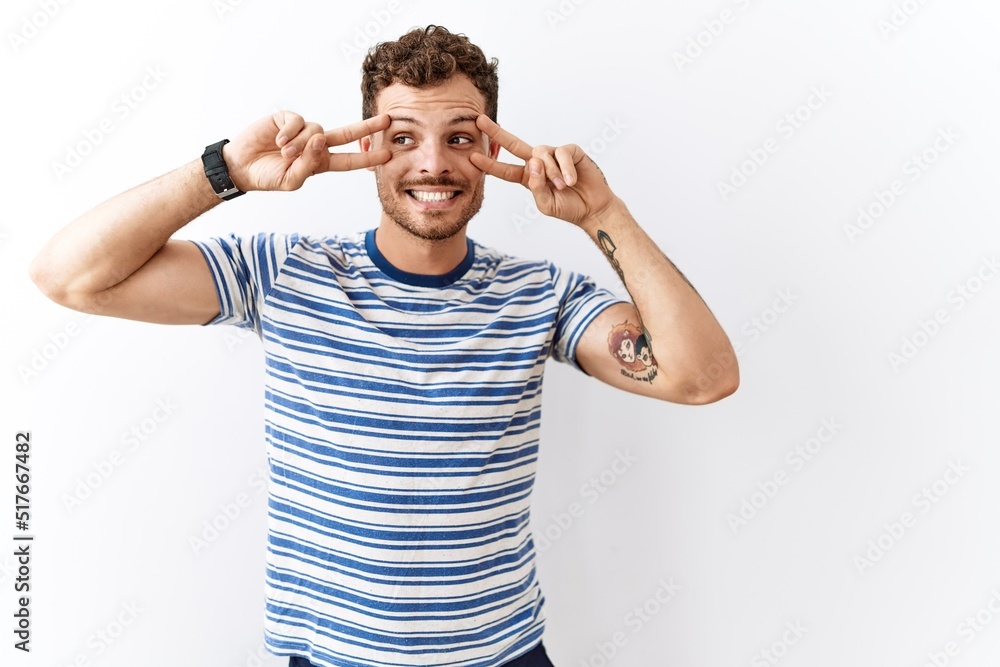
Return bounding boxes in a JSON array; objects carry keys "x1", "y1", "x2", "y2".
[
  {"x1": 28, "y1": 254, "x2": 87, "y2": 310},
  {"x1": 28, "y1": 254, "x2": 64, "y2": 302},
  {"x1": 688, "y1": 344, "x2": 741, "y2": 404},
  {"x1": 690, "y1": 372, "x2": 739, "y2": 405},
  {"x1": 669, "y1": 355, "x2": 740, "y2": 405},
  {"x1": 654, "y1": 372, "x2": 738, "y2": 405}
]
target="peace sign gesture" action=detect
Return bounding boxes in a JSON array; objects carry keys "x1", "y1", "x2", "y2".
[
  {"x1": 469, "y1": 115, "x2": 617, "y2": 227},
  {"x1": 226, "y1": 111, "x2": 393, "y2": 192}
]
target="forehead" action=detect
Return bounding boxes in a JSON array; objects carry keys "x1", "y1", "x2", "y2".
[{"x1": 375, "y1": 74, "x2": 486, "y2": 123}]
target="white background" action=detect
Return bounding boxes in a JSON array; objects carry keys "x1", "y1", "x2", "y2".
[{"x1": 3, "y1": 1, "x2": 1000, "y2": 666}]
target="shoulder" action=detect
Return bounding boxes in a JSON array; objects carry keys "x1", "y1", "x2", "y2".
[
  {"x1": 277, "y1": 231, "x2": 369, "y2": 264},
  {"x1": 468, "y1": 238, "x2": 561, "y2": 286}
]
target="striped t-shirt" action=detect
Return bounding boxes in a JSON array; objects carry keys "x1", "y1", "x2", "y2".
[{"x1": 194, "y1": 229, "x2": 626, "y2": 667}]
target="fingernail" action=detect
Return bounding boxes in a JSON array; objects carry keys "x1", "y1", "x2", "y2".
[
  {"x1": 554, "y1": 177, "x2": 566, "y2": 189},
  {"x1": 284, "y1": 145, "x2": 299, "y2": 157},
  {"x1": 529, "y1": 161, "x2": 541, "y2": 176},
  {"x1": 276, "y1": 135, "x2": 287, "y2": 147}
]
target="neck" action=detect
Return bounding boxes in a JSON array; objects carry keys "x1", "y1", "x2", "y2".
[{"x1": 374, "y1": 217, "x2": 469, "y2": 275}]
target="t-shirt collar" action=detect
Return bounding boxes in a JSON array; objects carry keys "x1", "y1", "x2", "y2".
[{"x1": 364, "y1": 228, "x2": 475, "y2": 288}]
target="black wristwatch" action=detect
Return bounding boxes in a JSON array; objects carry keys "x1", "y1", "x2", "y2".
[{"x1": 201, "y1": 139, "x2": 245, "y2": 200}]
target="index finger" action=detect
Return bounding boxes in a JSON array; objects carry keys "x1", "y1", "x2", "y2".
[
  {"x1": 324, "y1": 114, "x2": 391, "y2": 147},
  {"x1": 469, "y1": 152, "x2": 525, "y2": 184},
  {"x1": 476, "y1": 115, "x2": 534, "y2": 161},
  {"x1": 325, "y1": 147, "x2": 391, "y2": 173}
]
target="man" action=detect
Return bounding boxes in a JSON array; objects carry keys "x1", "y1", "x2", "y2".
[{"x1": 30, "y1": 25, "x2": 737, "y2": 667}]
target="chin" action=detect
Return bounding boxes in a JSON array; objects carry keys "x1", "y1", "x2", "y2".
[{"x1": 392, "y1": 216, "x2": 469, "y2": 242}]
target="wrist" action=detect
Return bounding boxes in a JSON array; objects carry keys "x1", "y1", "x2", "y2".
[
  {"x1": 220, "y1": 141, "x2": 251, "y2": 193},
  {"x1": 580, "y1": 195, "x2": 628, "y2": 234}
]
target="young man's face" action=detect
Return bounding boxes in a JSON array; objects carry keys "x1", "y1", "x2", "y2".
[
  {"x1": 361, "y1": 74, "x2": 501, "y2": 242},
  {"x1": 637, "y1": 343, "x2": 652, "y2": 367},
  {"x1": 617, "y1": 337, "x2": 636, "y2": 363}
]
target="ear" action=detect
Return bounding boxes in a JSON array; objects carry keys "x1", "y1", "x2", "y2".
[
  {"x1": 488, "y1": 138, "x2": 501, "y2": 160},
  {"x1": 359, "y1": 135, "x2": 378, "y2": 172}
]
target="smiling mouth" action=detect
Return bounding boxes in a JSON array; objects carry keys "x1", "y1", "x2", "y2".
[{"x1": 406, "y1": 190, "x2": 461, "y2": 202}]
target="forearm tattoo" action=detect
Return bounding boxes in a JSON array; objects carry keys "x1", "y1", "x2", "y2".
[
  {"x1": 597, "y1": 226, "x2": 709, "y2": 320},
  {"x1": 596, "y1": 230, "x2": 659, "y2": 382},
  {"x1": 597, "y1": 230, "x2": 626, "y2": 287},
  {"x1": 608, "y1": 320, "x2": 659, "y2": 384}
]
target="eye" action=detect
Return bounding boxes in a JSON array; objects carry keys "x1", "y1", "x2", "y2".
[
  {"x1": 450, "y1": 136, "x2": 474, "y2": 145},
  {"x1": 392, "y1": 135, "x2": 414, "y2": 145}
]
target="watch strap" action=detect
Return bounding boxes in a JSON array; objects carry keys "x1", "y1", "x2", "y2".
[{"x1": 201, "y1": 139, "x2": 244, "y2": 200}]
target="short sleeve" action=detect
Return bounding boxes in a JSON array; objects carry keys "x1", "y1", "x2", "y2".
[
  {"x1": 191, "y1": 233, "x2": 298, "y2": 334},
  {"x1": 548, "y1": 263, "x2": 630, "y2": 372}
]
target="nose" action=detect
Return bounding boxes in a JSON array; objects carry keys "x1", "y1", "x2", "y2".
[{"x1": 415, "y1": 141, "x2": 452, "y2": 177}]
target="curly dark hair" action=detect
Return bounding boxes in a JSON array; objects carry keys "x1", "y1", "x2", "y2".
[{"x1": 361, "y1": 25, "x2": 499, "y2": 121}]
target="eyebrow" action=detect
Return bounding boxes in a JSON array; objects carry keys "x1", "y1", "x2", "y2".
[{"x1": 389, "y1": 115, "x2": 479, "y2": 128}]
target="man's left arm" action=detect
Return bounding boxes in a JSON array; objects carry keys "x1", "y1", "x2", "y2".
[
  {"x1": 471, "y1": 116, "x2": 738, "y2": 405},
  {"x1": 573, "y1": 197, "x2": 739, "y2": 404}
]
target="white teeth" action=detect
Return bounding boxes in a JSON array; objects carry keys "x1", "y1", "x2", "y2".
[{"x1": 410, "y1": 190, "x2": 457, "y2": 202}]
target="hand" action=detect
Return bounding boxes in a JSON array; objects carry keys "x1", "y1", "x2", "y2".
[
  {"x1": 223, "y1": 111, "x2": 392, "y2": 192},
  {"x1": 469, "y1": 115, "x2": 617, "y2": 226}
]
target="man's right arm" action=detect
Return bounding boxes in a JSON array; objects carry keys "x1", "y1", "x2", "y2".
[
  {"x1": 28, "y1": 112, "x2": 392, "y2": 325},
  {"x1": 29, "y1": 159, "x2": 224, "y2": 324}
]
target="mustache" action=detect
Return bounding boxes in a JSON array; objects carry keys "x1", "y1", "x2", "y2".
[{"x1": 396, "y1": 177, "x2": 470, "y2": 191}]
